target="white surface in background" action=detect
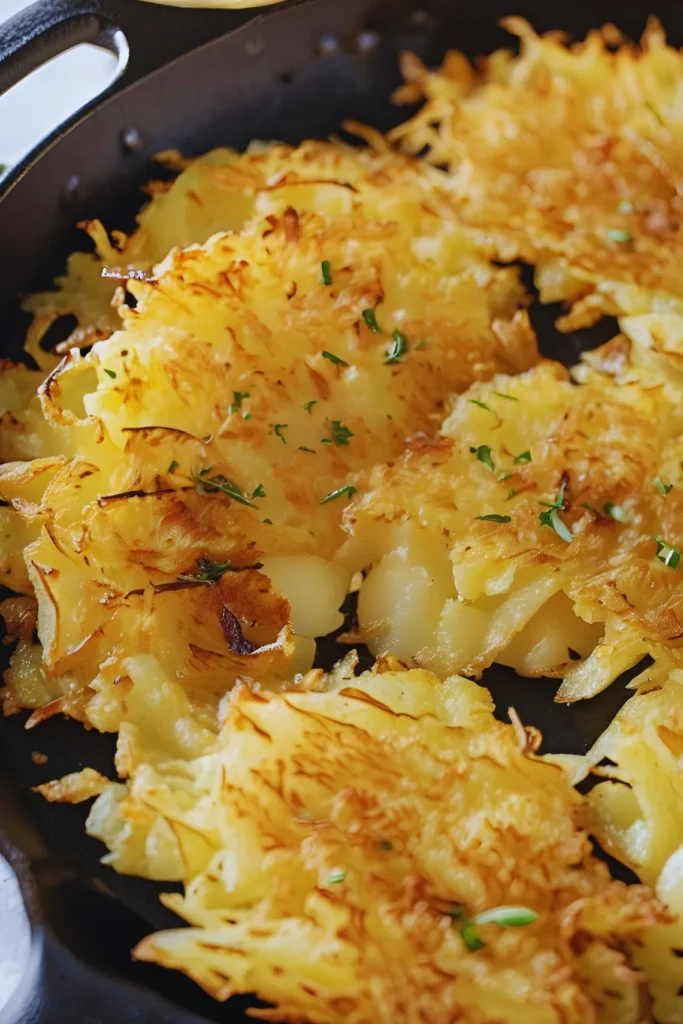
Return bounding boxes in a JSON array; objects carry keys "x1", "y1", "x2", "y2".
[
  {"x1": 0, "y1": 853, "x2": 32, "y2": 1015},
  {"x1": 0, "y1": 0, "x2": 118, "y2": 170},
  {"x1": 0, "y1": 3, "x2": 115, "y2": 1013}
]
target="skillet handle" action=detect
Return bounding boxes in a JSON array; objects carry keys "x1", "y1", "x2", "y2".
[{"x1": 0, "y1": 0, "x2": 262, "y2": 99}]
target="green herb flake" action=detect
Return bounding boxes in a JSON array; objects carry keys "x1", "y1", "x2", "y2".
[
  {"x1": 263, "y1": 518, "x2": 273, "y2": 525},
  {"x1": 299, "y1": 446, "x2": 316, "y2": 454},
  {"x1": 472, "y1": 905, "x2": 539, "y2": 928},
  {"x1": 303, "y1": 400, "x2": 317, "y2": 414},
  {"x1": 445, "y1": 904, "x2": 465, "y2": 920},
  {"x1": 476, "y1": 514, "x2": 511, "y2": 523},
  {"x1": 604, "y1": 502, "x2": 626, "y2": 522},
  {"x1": 193, "y1": 470, "x2": 257, "y2": 508},
  {"x1": 607, "y1": 228, "x2": 633, "y2": 244},
  {"x1": 362, "y1": 308, "x2": 382, "y2": 333},
  {"x1": 514, "y1": 450, "x2": 532, "y2": 465},
  {"x1": 471, "y1": 445, "x2": 495, "y2": 472},
  {"x1": 506, "y1": 489, "x2": 516, "y2": 501},
  {"x1": 498, "y1": 472, "x2": 513, "y2": 482},
  {"x1": 319, "y1": 484, "x2": 357, "y2": 505},
  {"x1": 655, "y1": 478, "x2": 673, "y2": 497},
  {"x1": 539, "y1": 481, "x2": 572, "y2": 542},
  {"x1": 379, "y1": 840, "x2": 393, "y2": 851},
  {"x1": 655, "y1": 537, "x2": 681, "y2": 569},
  {"x1": 460, "y1": 922, "x2": 484, "y2": 952},
  {"x1": 493, "y1": 391, "x2": 518, "y2": 402},
  {"x1": 385, "y1": 329, "x2": 408, "y2": 364},
  {"x1": 103, "y1": 368, "x2": 117, "y2": 379},
  {"x1": 252, "y1": 484, "x2": 266, "y2": 498},
  {"x1": 228, "y1": 390, "x2": 250, "y2": 415},
  {"x1": 322, "y1": 350, "x2": 349, "y2": 367},
  {"x1": 468, "y1": 399, "x2": 491, "y2": 412},
  {"x1": 415, "y1": 339, "x2": 429, "y2": 350},
  {"x1": 168, "y1": 460, "x2": 179, "y2": 475},
  {"x1": 273, "y1": 423, "x2": 288, "y2": 444},
  {"x1": 324, "y1": 869, "x2": 346, "y2": 886},
  {"x1": 617, "y1": 200, "x2": 634, "y2": 215},
  {"x1": 178, "y1": 557, "x2": 233, "y2": 583},
  {"x1": 321, "y1": 260, "x2": 332, "y2": 286},
  {"x1": 328, "y1": 420, "x2": 354, "y2": 446}
]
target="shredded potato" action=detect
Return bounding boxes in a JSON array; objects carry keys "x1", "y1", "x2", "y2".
[
  {"x1": 391, "y1": 19, "x2": 683, "y2": 333},
  {"x1": 0, "y1": 141, "x2": 534, "y2": 733},
  {"x1": 81, "y1": 662, "x2": 670, "y2": 1023},
  {"x1": 343, "y1": 355, "x2": 683, "y2": 699},
  {"x1": 4, "y1": 24, "x2": 683, "y2": 1020},
  {"x1": 569, "y1": 668, "x2": 683, "y2": 1022}
]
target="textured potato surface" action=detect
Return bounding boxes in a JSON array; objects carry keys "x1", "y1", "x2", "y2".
[
  {"x1": 343, "y1": 353, "x2": 683, "y2": 699},
  {"x1": 0, "y1": 141, "x2": 534, "y2": 732},
  {"x1": 84, "y1": 663, "x2": 668, "y2": 1024},
  {"x1": 569, "y1": 667, "x2": 683, "y2": 1023},
  {"x1": 391, "y1": 19, "x2": 683, "y2": 332}
]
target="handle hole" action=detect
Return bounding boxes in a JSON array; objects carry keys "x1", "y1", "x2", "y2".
[{"x1": 0, "y1": 40, "x2": 121, "y2": 174}]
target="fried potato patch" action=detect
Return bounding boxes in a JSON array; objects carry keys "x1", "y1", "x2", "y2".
[{"x1": 84, "y1": 663, "x2": 668, "y2": 1024}]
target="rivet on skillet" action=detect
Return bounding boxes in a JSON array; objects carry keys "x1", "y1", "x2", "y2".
[
  {"x1": 246, "y1": 35, "x2": 265, "y2": 58},
  {"x1": 409, "y1": 8, "x2": 436, "y2": 28},
  {"x1": 61, "y1": 174, "x2": 81, "y2": 206},
  {"x1": 356, "y1": 30, "x2": 380, "y2": 54},
  {"x1": 121, "y1": 127, "x2": 144, "y2": 153},
  {"x1": 318, "y1": 34, "x2": 340, "y2": 56}
]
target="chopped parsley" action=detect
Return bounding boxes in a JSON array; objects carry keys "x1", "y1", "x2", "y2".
[
  {"x1": 273, "y1": 423, "x2": 288, "y2": 444},
  {"x1": 468, "y1": 399, "x2": 491, "y2": 412},
  {"x1": 476, "y1": 514, "x2": 511, "y2": 523},
  {"x1": 514, "y1": 450, "x2": 532, "y2": 464},
  {"x1": 455, "y1": 905, "x2": 537, "y2": 953},
  {"x1": 655, "y1": 537, "x2": 681, "y2": 569},
  {"x1": 228, "y1": 390, "x2": 250, "y2": 415},
  {"x1": 655, "y1": 478, "x2": 673, "y2": 497},
  {"x1": 379, "y1": 840, "x2": 393, "y2": 851},
  {"x1": 168, "y1": 460, "x2": 179, "y2": 474},
  {"x1": 298, "y1": 446, "x2": 316, "y2": 453},
  {"x1": 493, "y1": 391, "x2": 518, "y2": 401},
  {"x1": 415, "y1": 339, "x2": 429, "y2": 350},
  {"x1": 324, "y1": 420, "x2": 354, "y2": 446},
  {"x1": 539, "y1": 480, "x2": 572, "y2": 543},
  {"x1": 321, "y1": 260, "x2": 332, "y2": 286},
  {"x1": 473, "y1": 906, "x2": 539, "y2": 928},
  {"x1": 362, "y1": 308, "x2": 382, "y2": 333},
  {"x1": 193, "y1": 469, "x2": 257, "y2": 508},
  {"x1": 303, "y1": 400, "x2": 317, "y2": 414},
  {"x1": 322, "y1": 350, "x2": 349, "y2": 367},
  {"x1": 470, "y1": 445, "x2": 495, "y2": 472},
  {"x1": 103, "y1": 368, "x2": 117, "y2": 379},
  {"x1": 252, "y1": 483, "x2": 266, "y2": 498},
  {"x1": 324, "y1": 869, "x2": 346, "y2": 886},
  {"x1": 460, "y1": 923, "x2": 485, "y2": 952},
  {"x1": 498, "y1": 472, "x2": 513, "y2": 482},
  {"x1": 505, "y1": 489, "x2": 516, "y2": 501},
  {"x1": 263, "y1": 518, "x2": 273, "y2": 525},
  {"x1": 385, "y1": 329, "x2": 408, "y2": 364},
  {"x1": 178, "y1": 557, "x2": 233, "y2": 583},
  {"x1": 319, "y1": 484, "x2": 357, "y2": 505},
  {"x1": 604, "y1": 502, "x2": 626, "y2": 522},
  {"x1": 607, "y1": 228, "x2": 633, "y2": 244}
]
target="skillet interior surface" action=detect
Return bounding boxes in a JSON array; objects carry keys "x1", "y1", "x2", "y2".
[{"x1": 1, "y1": 0, "x2": 682, "y2": 1020}]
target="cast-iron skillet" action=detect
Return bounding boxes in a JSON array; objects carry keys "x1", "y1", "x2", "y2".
[{"x1": 0, "y1": 0, "x2": 680, "y2": 1020}]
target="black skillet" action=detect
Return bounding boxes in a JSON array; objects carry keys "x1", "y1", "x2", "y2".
[{"x1": 0, "y1": 0, "x2": 679, "y2": 1020}]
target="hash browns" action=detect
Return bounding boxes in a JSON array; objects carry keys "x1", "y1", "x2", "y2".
[{"x1": 87, "y1": 663, "x2": 670, "y2": 1024}]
